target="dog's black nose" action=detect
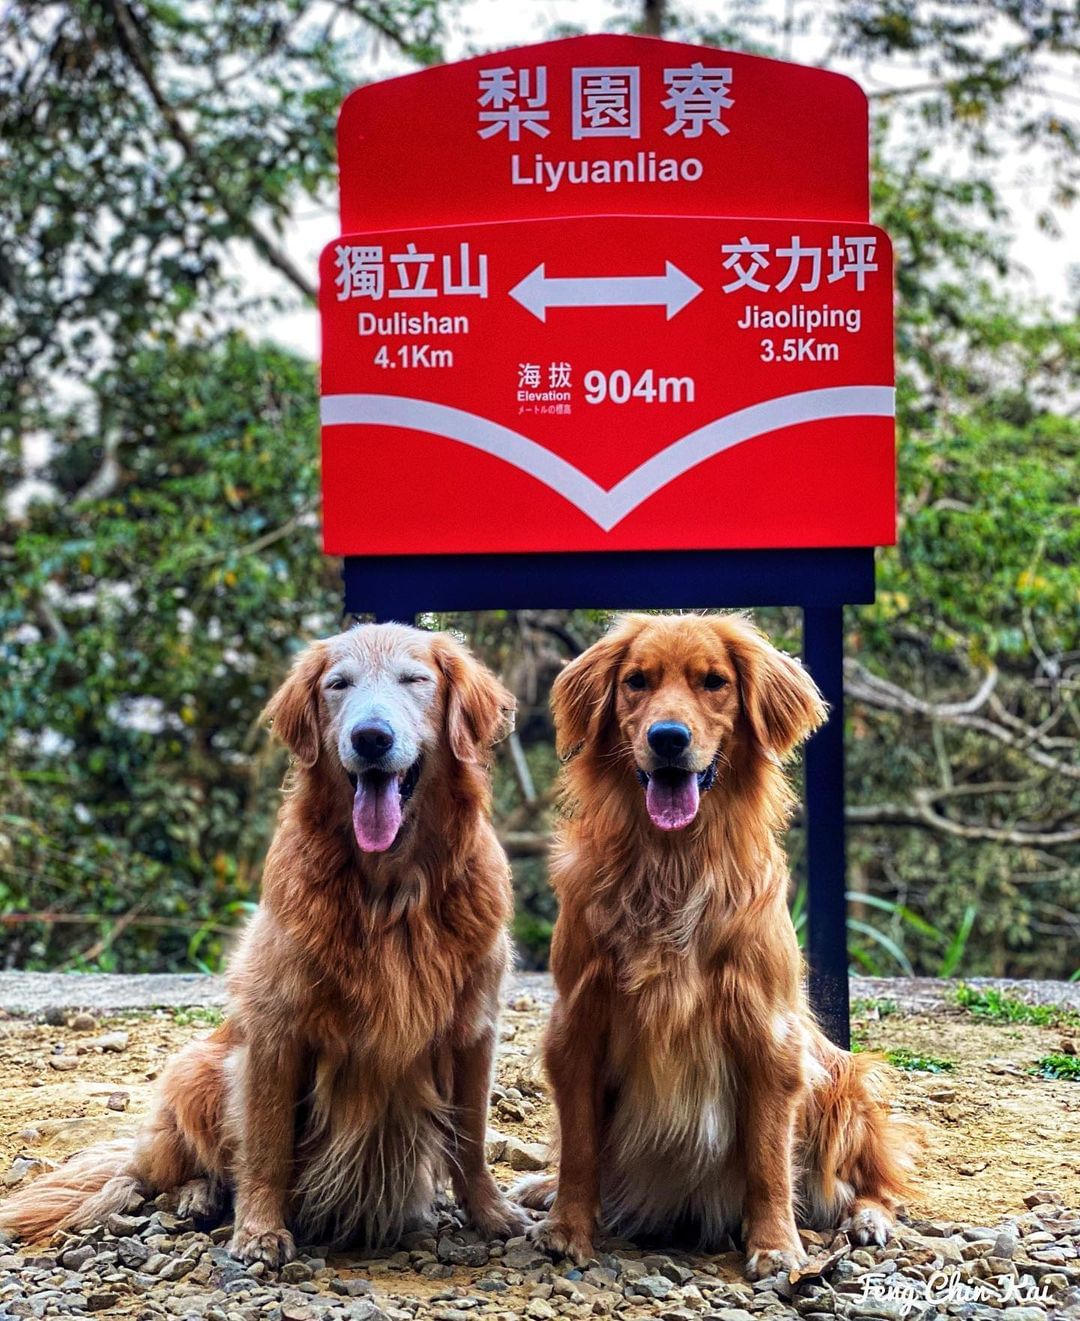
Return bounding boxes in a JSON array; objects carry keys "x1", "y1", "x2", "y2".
[
  {"x1": 647, "y1": 721, "x2": 692, "y2": 761},
  {"x1": 350, "y1": 720, "x2": 395, "y2": 762}
]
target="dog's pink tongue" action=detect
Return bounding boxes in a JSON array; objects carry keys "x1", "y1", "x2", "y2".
[
  {"x1": 646, "y1": 772, "x2": 700, "y2": 830},
  {"x1": 352, "y1": 775, "x2": 402, "y2": 853}
]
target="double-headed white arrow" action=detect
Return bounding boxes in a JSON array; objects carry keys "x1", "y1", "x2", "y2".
[{"x1": 509, "y1": 261, "x2": 702, "y2": 322}]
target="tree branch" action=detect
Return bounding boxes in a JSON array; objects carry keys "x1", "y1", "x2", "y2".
[
  {"x1": 101, "y1": 0, "x2": 316, "y2": 300},
  {"x1": 848, "y1": 795, "x2": 1080, "y2": 846},
  {"x1": 72, "y1": 426, "x2": 123, "y2": 505},
  {"x1": 846, "y1": 660, "x2": 1080, "y2": 780},
  {"x1": 186, "y1": 497, "x2": 319, "y2": 569},
  {"x1": 504, "y1": 731, "x2": 537, "y2": 805}
]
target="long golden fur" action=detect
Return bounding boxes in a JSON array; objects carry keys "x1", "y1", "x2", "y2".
[
  {"x1": 0, "y1": 623, "x2": 527, "y2": 1263},
  {"x1": 516, "y1": 613, "x2": 920, "y2": 1279}
]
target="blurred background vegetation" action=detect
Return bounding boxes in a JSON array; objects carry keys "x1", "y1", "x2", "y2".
[{"x1": 1, "y1": 0, "x2": 1077, "y2": 980}]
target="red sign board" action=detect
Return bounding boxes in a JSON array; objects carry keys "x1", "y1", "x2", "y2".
[
  {"x1": 321, "y1": 36, "x2": 895, "y2": 556},
  {"x1": 338, "y1": 35, "x2": 870, "y2": 229}
]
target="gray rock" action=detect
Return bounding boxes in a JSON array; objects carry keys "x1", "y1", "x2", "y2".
[
  {"x1": 484, "y1": 1130, "x2": 508, "y2": 1164},
  {"x1": 117, "y1": 1237, "x2": 151, "y2": 1270},
  {"x1": 436, "y1": 1238, "x2": 490, "y2": 1268},
  {"x1": 504, "y1": 1137, "x2": 549, "y2": 1173},
  {"x1": 279, "y1": 1262, "x2": 313, "y2": 1285},
  {"x1": 107, "y1": 1212, "x2": 149, "y2": 1236},
  {"x1": 343, "y1": 1305, "x2": 388, "y2": 1321},
  {"x1": 504, "y1": 1243, "x2": 552, "y2": 1272},
  {"x1": 993, "y1": 1228, "x2": 1019, "y2": 1260},
  {"x1": 329, "y1": 1282, "x2": 375, "y2": 1300},
  {"x1": 85, "y1": 1293, "x2": 120, "y2": 1311},
  {"x1": 60, "y1": 1246, "x2": 97, "y2": 1271},
  {"x1": 630, "y1": 1275, "x2": 673, "y2": 1301},
  {"x1": 158, "y1": 1258, "x2": 196, "y2": 1282}
]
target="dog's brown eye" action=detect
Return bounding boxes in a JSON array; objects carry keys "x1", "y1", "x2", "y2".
[
  {"x1": 624, "y1": 671, "x2": 647, "y2": 691},
  {"x1": 703, "y1": 672, "x2": 728, "y2": 690}
]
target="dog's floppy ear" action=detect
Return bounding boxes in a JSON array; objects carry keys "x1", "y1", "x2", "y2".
[
  {"x1": 721, "y1": 616, "x2": 827, "y2": 759},
  {"x1": 263, "y1": 641, "x2": 329, "y2": 768},
  {"x1": 431, "y1": 634, "x2": 516, "y2": 765},
  {"x1": 551, "y1": 616, "x2": 641, "y2": 759}
]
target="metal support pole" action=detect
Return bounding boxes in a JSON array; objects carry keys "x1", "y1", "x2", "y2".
[{"x1": 803, "y1": 605, "x2": 850, "y2": 1048}]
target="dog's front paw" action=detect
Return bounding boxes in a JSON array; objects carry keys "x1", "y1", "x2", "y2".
[
  {"x1": 529, "y1": 1214, "x2": 595, "y2": 1266},
  {"x1": 175, "y1": 1177, "x2": 220, "y2": 1221},
  {"x1": 228, "y1": 1224, "x2": 296, "y2": 1268},
  {"x1": 470, "y1": 1195, "x2": 530, "y2": 1241},
  {"x1": 841, "y1": 1201, "x2": 893, "y2": 1247},
  {"x1": 744, "y1": 1244, "x2": 808, "y2": 1281}
]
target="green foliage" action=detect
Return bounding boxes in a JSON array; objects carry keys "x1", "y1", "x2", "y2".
[
  {"x1": 2, "y1": 0, "x2": 1078, "y2": 976},
  {"x1": 954, "y1": 985, "x2": 1080, "y2": 1029},
  {"x1": 1033, "y1": 1053, "x2": 1080, "y2": 1081},
  {"x1": 1, "y1": 334, "x2": 338, "y2": 970},
  {"x1": 884, "y1": 1048, "x2": 955, "y2": 1073},
  {"x1": 851, "y1": 998, "x2": 899, "y2": 1019},
  {"x1": 172, "y1": 1006, "x2": 226, "y2": 1028},
  {"x1": 1, "y1": 0, "x2": 448, "y2": 457}
]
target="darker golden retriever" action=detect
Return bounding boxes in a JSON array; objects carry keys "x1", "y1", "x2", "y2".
[
  {"x1": 517, "y1": 612, "x2": 919, "y2": 1279},
  {"x1": 0, "y1": 623, "x2": 527, "y2": 1262}
]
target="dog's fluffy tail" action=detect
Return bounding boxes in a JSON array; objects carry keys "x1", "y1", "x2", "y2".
[
  {"x1": 0, "y1": 1139, "x2": 143, "y2": 1243},
  {"x1": 800, "y1": 1030, "x2": 923, "y2": 1227},
  {"x1": 511, "y1": 1173, "x2": 557, "y2": 1211}
]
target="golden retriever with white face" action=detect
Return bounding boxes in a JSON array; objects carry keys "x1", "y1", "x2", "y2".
[
  {"x1": 517, "y1": 613, "x2": 919, "y2": 1279},
  {"x1": 0, "y1": 623, "x2": 527, "y2": 1262}
]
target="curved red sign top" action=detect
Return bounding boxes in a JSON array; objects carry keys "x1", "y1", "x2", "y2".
[{"x1": 338, "y1": 34, "x2": 870, "y2": 231}]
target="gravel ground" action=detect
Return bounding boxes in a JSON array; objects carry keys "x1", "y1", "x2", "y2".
[
  {"x1": 1, "y1": 977, "x2": 1078, "y2": 1319},
  {"x1": 2, "y1": 1189, "x2": 1078, "y2": 1321}
]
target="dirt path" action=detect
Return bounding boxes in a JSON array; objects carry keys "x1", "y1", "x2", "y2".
[
  {"x1": 2, "y1": 990, "x2": 1078, "y2": 1224},
  {"x1": 1, "y1": 984, "x2": 1078, "y2": 1319}
]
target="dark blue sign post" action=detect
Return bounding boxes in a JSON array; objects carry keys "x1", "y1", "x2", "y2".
[{"x1": 344, "y1": 548, "x2": 870, "y2": 1048}]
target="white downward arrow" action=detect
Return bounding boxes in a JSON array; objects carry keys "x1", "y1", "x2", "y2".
[{"x1": 509, "y1": 261, "x2": 703, "y2": 322}]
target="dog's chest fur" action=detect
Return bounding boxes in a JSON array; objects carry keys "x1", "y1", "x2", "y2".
[
  {"x1": 589, "y1": 859, "x2": 747, "y2": 1243},
  {"x1": 602, "y1": 942, "x2": 741, "y2": 1240}
]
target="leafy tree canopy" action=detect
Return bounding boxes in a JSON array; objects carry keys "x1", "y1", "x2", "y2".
[{"x1": 1, "y1": 0, "x2": 1077, "y2": 978}]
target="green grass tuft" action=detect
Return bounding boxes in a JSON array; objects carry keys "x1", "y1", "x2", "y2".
[
  {"x1": 954, "y1": 984, "x2": 1080, "y2": 1029},
  {"x1": 172, "y1": 1005, "x2": 225, "y2": 1028},
  {"x1": 885, "y1": 1047, "x2": 955, "y2": 1073},
  {"x1": 1032, "y1": 1053, "x2": 1080, "y2": 1082},
  {"x1": 852, "y1": 997, "x2": 900, "y2": 1019}
]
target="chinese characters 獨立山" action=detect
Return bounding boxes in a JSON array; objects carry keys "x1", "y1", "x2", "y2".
[{"x1": 335, "y1": 243, "x2": 489, "y2": 302}]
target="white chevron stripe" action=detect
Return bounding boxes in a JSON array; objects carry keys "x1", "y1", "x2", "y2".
[{"x1": 321, "y1": 386, "x2": 895, "y2": 531}]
